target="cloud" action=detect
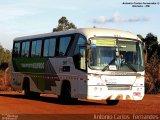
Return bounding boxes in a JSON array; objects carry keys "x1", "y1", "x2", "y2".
[
  {"x1": 93, "y1": 13, "x2": 149, "y2": 24},
  {"x1": 0, "y1": 4, "x2": 38, "y2": 22},
  {"x1": 93, "y1": 16, "x2": 108, "y2": 24}
]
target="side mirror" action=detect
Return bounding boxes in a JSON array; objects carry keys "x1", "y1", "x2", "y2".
[{"x1": 116, "y1": 47, "x2": 119, "y2": 56}]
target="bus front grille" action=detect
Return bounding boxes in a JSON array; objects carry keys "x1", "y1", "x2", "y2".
[{"x1": 107, "y1": 85, "x2": 132, "y2": 90}]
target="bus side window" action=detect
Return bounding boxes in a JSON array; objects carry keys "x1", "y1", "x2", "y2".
[
  {"x1": 21, "y1": 41, "x2": 30, "y2": 57},
  {"x1": 31, "y1": 40, "x2": 42, "y2": 57},
  {"x1": 43, "y1": 38, "x2": 56, "y2": 57},
  {"x1": 59, "y1": 37, "x2": 71, "y2": 56},
  {"x1": 73, "y1": 36, "x2": 86, "y2": 70},
  {"x1": 13, "y1": 42, "x2": 21, "y2": 57}
]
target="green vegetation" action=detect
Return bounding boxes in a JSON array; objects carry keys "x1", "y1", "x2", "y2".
[
  {"x1": 53, "y1": 16, "x2": 77, "y2": 32},
  {"x1": 138, "y1": 33, "x2": 160, "y2": 94},
  {"x1": 0, "y1": 44, "x2": 12, "y2": 90},
  {"x1": 0, "y1": 44, "x2": 12, "y2": 69}
]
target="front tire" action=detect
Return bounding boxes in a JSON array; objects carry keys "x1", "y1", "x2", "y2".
[
  {"x1": 59, "y1": 81, "x2": 72, "y2": 104},
  {"x1": 106, "y1": 100, "x2": 119, "y2": 105}
]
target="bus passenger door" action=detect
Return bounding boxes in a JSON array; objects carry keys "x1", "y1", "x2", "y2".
[
  {"x1": 72, "y1": 35, "x2": 88, "y2": 98},
  {"x1": 73, "y1": 46, "x2": 87, "y2": 98}
]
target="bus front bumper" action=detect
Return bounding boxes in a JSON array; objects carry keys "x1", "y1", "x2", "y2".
[{"x1": 87, "y1": 85, "x2": 144, "y2": 100}]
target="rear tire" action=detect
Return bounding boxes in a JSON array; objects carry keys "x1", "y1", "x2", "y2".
[
  {"x1": 106, "y1": 100, "x2": 119, "y2": 105},
  {"x1": 23, "y1": 80, "x2": 31, "y2": 97},
  {"x1": 23, "y1": 80, "x2": 40, "y2": 98}
]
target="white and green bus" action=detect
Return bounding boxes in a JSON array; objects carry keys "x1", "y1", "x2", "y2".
[{"x1": 12, "y1": 28, "x2": 144, "y2": 105}]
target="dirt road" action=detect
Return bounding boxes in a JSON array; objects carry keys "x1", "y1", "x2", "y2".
[{"x1": 0, "y1": 92, "x2": 159, "y2": 120}]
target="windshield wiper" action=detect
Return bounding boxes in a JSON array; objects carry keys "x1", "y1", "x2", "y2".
[
  {"x1": 102, "y1": 58, "x2": 116, "y2": 72},
  {"x1": 123, "y1": 62, "x2": 137, "y2": 72}
]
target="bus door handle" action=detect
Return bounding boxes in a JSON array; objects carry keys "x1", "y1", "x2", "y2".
[{"x1": 62, "y1": 66, "x2": 70, "y2": 72}]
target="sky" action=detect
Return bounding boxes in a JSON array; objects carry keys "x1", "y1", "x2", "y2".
[{"x1": 0, "y1": 0, "x2": 160, "y2": 50}]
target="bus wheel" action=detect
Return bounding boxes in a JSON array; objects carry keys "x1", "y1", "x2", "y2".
[
  {"x1": 106, "y1": 100, "x2": 119, "y2": 105},
  {"x1": 23, "y1": 83, "x2": 40, "y2": 98},
  {"x1": 59, "y1": 81, "x2": 71, "y2": 104}
]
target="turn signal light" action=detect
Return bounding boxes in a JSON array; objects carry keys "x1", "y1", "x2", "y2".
[{"x1": 133, "y1": 92, "x2": 141, "y2": 96}]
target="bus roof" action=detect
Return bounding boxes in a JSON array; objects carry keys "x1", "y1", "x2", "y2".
[{"x1": 13, "y1": 28, "x2": 140, "y2": 41}]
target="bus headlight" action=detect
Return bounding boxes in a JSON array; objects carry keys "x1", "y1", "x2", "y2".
[{"x1": 133, "y1": 76, "x2": 144, "y2": 86}]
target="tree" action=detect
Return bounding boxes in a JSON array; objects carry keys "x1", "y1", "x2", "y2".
[
  {"x1": 0, "y1": 45, "x2": 4, "y2": 63},
  {"x1": 53, "y1": 16, "x2": 77, "y2": 32},
  {"x1": 0, "y1": 44, "x2": 12, "y2": 69},
  {"x1": 139, "y1": 33, "x2": 160, "y2": 94},
  {"x1": 143, "y1": 33, "x2": 159, "y2": 62},
  {"x1": 145, "y1": 53, "x2": 160, "y2": 94}
]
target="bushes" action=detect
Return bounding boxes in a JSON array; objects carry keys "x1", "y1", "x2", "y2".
[
  {"x1": 0, "y1": 69, "x2": 12, "y2": 91},
  {"x1": 145, "y1": 54, "x2": 160, "y2": 94}
]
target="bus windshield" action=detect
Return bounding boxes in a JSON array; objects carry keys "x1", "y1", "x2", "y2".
[{"x1": 89, "y1": 38, "x2": 144, "y2": 72}]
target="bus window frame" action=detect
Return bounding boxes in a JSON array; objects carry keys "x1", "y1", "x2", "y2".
[
  {"x1": 13, "y1": 41, "x2": 22, "y2": 58},
  {"x1": 43, "y1": 37, "x2": 57, "y2": 58},
  {"x1": 72, "y1": 34, "x2": 87, "y2": 72},
  {"x1": 88, "y1": 36, "x2": 144, "y2": 71},
  {"x1": 31, "y1": 39, "x2": 43, "y2": 58},
  {"x1": 57, "y1": 35, "x2": 74, "y2": 57},
  {"x1": 21, "y1": 41, "x2": 30, "y2": 58}
]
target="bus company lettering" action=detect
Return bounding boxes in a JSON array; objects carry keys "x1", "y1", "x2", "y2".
[{"x1": 21, "y1": 63, "x2": 44, "y2": 69}]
